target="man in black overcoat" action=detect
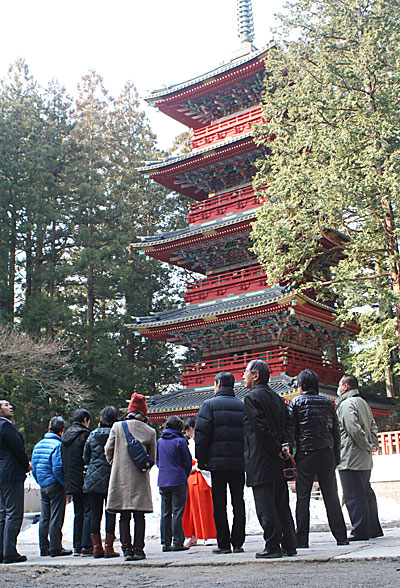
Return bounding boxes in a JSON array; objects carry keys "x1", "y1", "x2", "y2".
[
  {"x1": 0, "y1": 400, "x2": 30, "y2": 563},
  {"x1": 243, "y1": 359, "x2": 296, "y2": 558}
]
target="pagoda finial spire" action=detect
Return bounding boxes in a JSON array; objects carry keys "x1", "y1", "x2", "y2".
[{"x1": 237, "y1": 0, "x2": 255, "y2": 44}]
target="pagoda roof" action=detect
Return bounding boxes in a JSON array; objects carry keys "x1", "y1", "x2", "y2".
[
  {"x1": 146, "y1": 45, "x2": 271, "y2": 103},
  {"x1": 133, "y1": 285, "x2": 290, "y2": 329},
  {"x1": 139, "y1": 135, "x2": 264, "y2": 200},
  {"x1": 131, "y1": 287, "x2": 357, "y2": 335},
  {"x1": 134, "y1": 207, "x2": 256, "y2": 250}
]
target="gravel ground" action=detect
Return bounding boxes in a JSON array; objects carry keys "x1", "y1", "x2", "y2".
[{"x1": 1, "y1": 560, "x2": 399, "y2": 588}]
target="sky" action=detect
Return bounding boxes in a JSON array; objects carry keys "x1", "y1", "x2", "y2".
[{"x1": 1, "y1": 0, "x2": 285, "y2": 148}]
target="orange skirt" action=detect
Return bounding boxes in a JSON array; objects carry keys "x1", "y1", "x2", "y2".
[{"x1": 182, "y1": 471, "x2": 216, "y2": 540}]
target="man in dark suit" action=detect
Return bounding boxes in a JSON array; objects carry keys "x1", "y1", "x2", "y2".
[
  {"x1": 243, "y1": 359, "x2": 296, "y2": 559},
  {"x1": 0, "y1": 400, "x2": 31, "y2": 564}
]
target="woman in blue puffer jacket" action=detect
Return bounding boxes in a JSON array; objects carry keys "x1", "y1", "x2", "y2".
[{"x1": 83, "y1": 406, "x2": 119, "y2": 558}]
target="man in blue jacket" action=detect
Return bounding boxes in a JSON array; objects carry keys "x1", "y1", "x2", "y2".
[
  {"x1": 31, "y1": 416, "x2": 72, "y2": 557},
  {"x1": 0, "y1": 399, "x2": 31, "y2": 564}
]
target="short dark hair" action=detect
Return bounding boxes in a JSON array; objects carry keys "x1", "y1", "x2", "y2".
[
  {"x1": 184, "y1": 417, "x2": 196, "y2": 430},
  {"x1": 297, "y1": 369, "x2": 319, "y2": 393},
  {"x1": 247, "y1": 359, "x2": 270, "y2": 383},
  {"x1": 73, "y1": 408, "x2": 91, "y2": 424},
  {"x1": 165, "y1": 415, "x2": 184, "y2": 432},
  {"x1": 214, "y1": 371, "x2": 235, "y2": 387},
  {"x1": 100, "y1": 406, "x2": 119, "y2": 428},
  {"x1": 49, "y1": 416, "x2": 65, "y2": 434},
  {"x1": 341, "y1": 374, "x2": 359, "y2": 389}
]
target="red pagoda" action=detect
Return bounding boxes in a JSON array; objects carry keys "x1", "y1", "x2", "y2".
[{"x1": 130, "y1": 1, "x2": 392, "y2": 422}]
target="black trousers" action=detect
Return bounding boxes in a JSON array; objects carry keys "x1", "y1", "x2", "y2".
[
  {"x1": 295, "y1": 448, "x2": 347, "y2": 546},
  {"x1": 88, "y1": 493, "x2": 116, "y2": 535},
  {"x1": 39, "y1": 482, "x2": 66, "y2": 554},
  {"x1": 252, "y1": 480, "x2": 296, "y2": 554},
  {"x1": 119, "y1": 511, "x2": 146, "y2": 551},
  {"x1": 72, "y1": 492, "x2": 92, "y2": 550},
  {"x1": 211, "y1": 470, "x2": 245, "y2": 550},
  {"x1": 339, "y1": 469, "x2": 383, "y2": 540},
  {"x1": 159, "y1": 484, "x2": 187, "y2": 547},
  {"x1": 0, "y1": 480, "x2": 24, "y2": 559}
]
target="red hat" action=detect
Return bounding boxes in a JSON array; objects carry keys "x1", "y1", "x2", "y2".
[{"x1": 128, "y1": 393, "x2": 148, "y2": 415}]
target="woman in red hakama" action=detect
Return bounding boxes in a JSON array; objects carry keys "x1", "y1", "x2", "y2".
[{"x1": 182, "y1": 419, "x2": 216, "y2": 546}]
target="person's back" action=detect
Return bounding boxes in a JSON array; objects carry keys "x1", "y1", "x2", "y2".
[
  {"x1": 61, "y1": 408, "x2": 92, "y2": 556},
  {"x1": 195, "y1": 372, "x2": 245, "y2": 555},
  {"x1": 289, "y1": 370, "x2": 347, "y2": 549},
  {"x1": 195, "y1": 385, "x2": 244, "y2": 471},
  {"x1": 31, "y1": 432, "x2": 64, "y2": 489},
  {"x1": 83, "y1": 427, "x2": 112, "y2": 495},
  {"x1": 156, "y1": 417, "x2": 192, "y2": 552},
  {"x1": 62, "y1": 421, "x2": 90, "y2": 495},
  {"x1": 290, "y1": 391, "x2": 339, "y2": 460},
  {"x1": 157, "y1": 427, "x2": 192, "y2": 488}
]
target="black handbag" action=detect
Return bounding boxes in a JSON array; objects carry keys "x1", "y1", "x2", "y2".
[
  {"x1": 121, "y1": 421, "x2": 154, "y2": 472},
  {"x1": 282, "y1": 457, "x2": 297, "y2": 481}
]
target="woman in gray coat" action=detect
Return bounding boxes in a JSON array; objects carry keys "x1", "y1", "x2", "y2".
[{"x1": 105, "y1": 393, "x2": 156, "y2": 561}]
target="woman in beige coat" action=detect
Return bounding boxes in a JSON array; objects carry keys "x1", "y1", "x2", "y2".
[{"x1": 105, "y1": 393, "x2": 156, "y2": 561}]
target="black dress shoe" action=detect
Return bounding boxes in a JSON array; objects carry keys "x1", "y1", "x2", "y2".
[
  {"x1": 212, "y1": 547, "x2": 232, "y2": 554},
  {"x1": 162, "y1": 545, "x2": 172, "y2": 552},
  {"x1": 282, "y1": 548, "x2": 297, "y2": 556},
  {"x1": 3, "y1": 554, "x2": 27, "y2": 564},
  {"x1": 233, "y1": 547, "x2": 244, "y2": 553},
  {"x1": 50, "y1": 548, "x2": 73, "y2": 557},
  {"x1": 337, "y1": 540, "x2": 350, "y2": 546},
  {"x1": 296, "y1": 544, "x2": 309, "y2": 548},
  {"x1": 255, "y1": 549, "x2": 282, "y2": 559},
  {"x1": 172, "y1": 545, "x2": 190, "y2": 551}
]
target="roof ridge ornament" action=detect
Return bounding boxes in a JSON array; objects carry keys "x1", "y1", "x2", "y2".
[
  {"x1": 234, "y1": 0, "x2": 257, "y2": 58},
  {"x1": 237, "y1": 0, "x2": 255, "y2": 44}
]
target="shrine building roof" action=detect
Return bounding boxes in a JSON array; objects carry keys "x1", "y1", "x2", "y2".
[{"x1": 146, "y1": 376, "x2": 297, "y2": 417}]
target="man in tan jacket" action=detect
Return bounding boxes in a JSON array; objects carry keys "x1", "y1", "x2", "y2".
[{"x1": 336, "y1": 374, "x2": 383, "y2": 541}]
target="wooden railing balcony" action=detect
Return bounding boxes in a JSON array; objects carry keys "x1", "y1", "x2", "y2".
[
  {"x1": 191, "y1": 107, "x2": 264, "y2": 150},
  {"x1": 181, "y1": 348, "x2": 344, "y2": 388},
  {"x1": 374, "y1": 431, "x2": 400, "y2": 455},
  {"x1": 187, "y1": 184, "x2": 261, "y2": 225},
  {"x1": 184, "y1": 264, "x2": 268, "y2": 303}
]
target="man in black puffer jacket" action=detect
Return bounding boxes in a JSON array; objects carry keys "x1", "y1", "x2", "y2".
[
  {"x1": 289, "y1": 369, "x2": 348, "y2": 548},
  {"x1": 195, "y1": 372, "x2": 245, "y2": 554},
  {"x1": 61, "y1": 409, "x2": 92, "y2": 555}
]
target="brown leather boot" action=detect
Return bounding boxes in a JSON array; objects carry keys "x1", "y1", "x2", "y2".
[
  {"x1": 104, "y1": 533, "x2": 120, "y2": 558},
  {"x1": 90, "y1": 533, "x2": 104, "y2": 558}
]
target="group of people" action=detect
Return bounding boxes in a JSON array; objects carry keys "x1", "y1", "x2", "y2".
[{"x1": 0, "y1": 359, "x2": 382, "y2": 564}]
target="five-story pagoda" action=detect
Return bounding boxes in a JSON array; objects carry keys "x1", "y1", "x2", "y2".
[{"x1": 130, "y1": 1, "x2": 358, "y2": 422}]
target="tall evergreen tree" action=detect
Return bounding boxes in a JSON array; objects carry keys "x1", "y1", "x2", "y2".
[{"x1": 251, "y1": 0, "x2": 400, "y2": 391}]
